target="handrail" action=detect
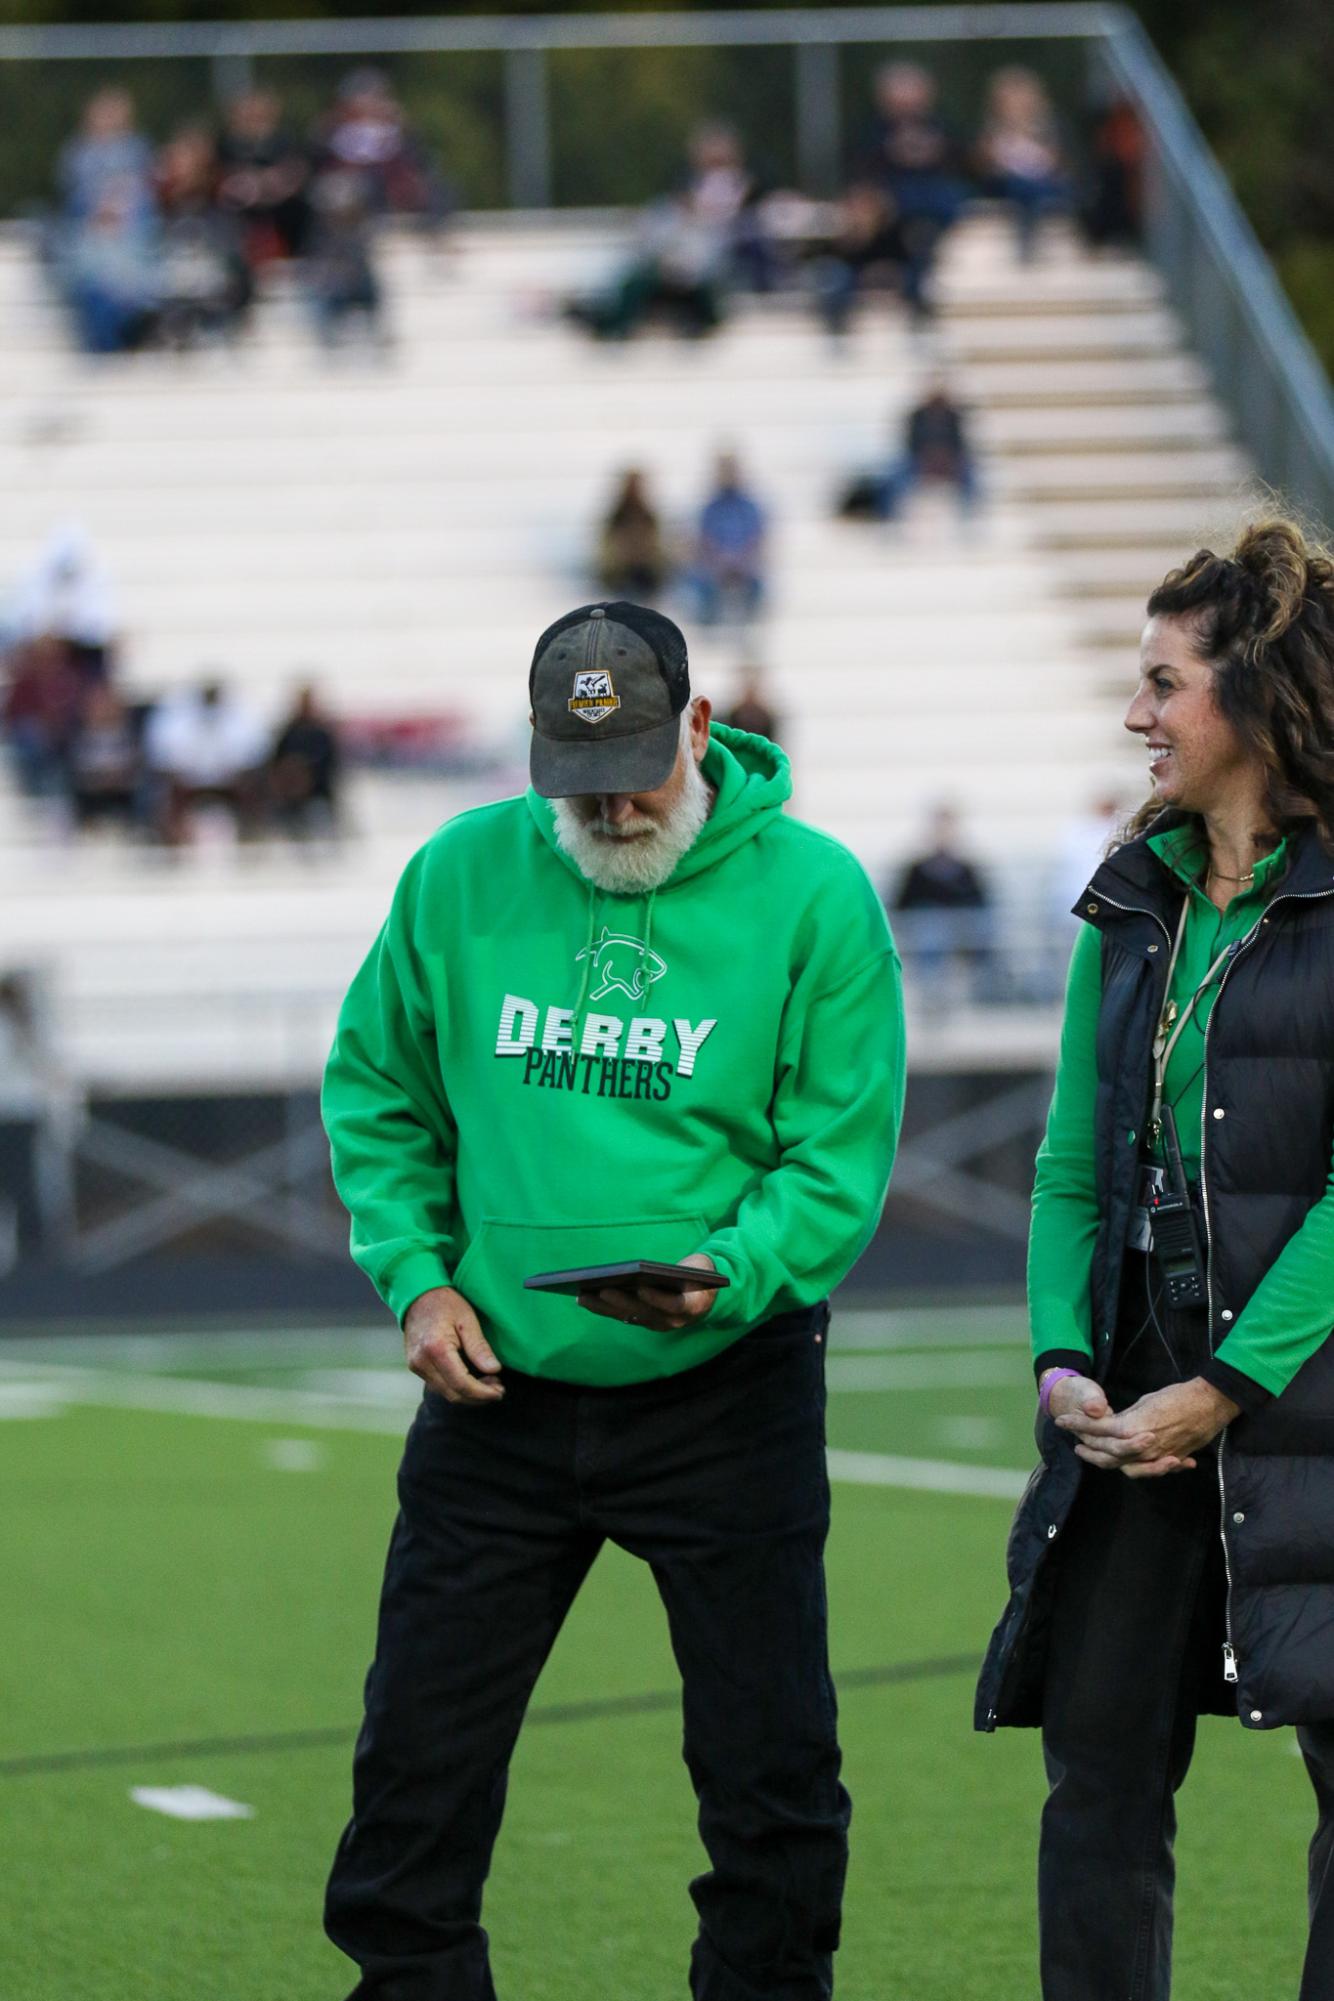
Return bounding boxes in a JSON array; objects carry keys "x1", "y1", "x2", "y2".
[
  {"x1": 0, "y1": 6, "x2": 1119, "y2": 60},
  {"x1": 1101, "y1": 14, "x2": 1334, "y2": 522}
]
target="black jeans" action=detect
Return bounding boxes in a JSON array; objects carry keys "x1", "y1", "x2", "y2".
[
  {"x1": 1039, "y1": 1256, "x2": 1334, "y2": 2000},
  {"x1": 325, "y1": 1305, "x2": 847, "y2": 2001}
]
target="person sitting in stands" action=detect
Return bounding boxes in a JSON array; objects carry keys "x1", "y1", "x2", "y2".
[
  {"x1": 154, "y1": 125, "x2": 253, "y2": 346},
  {"x1": 1, "y1": 635, "x2": 83, "y2": 800},
  {"x1": 566, "y1": 183, "x2": 731, "y2": 342},
  {"x1": 975, "y1": 67, "x2": 1072, "y2": 262},
  {"x1": 9, "y1": 522, "x2": 119, "y2": 685},
  {"x1": 270, "y1": 683, "x2": 342, "y2": 838},
  {"x1": 838, "y1": 379, "x2": 980, "y2": 523},
  {"x1": 859, "y1": 63, "x2": 969, "y2": 321},
  {"x1": 60, "y1": 183, "x2": 162, "y2": 355},
  {"x1": 316, "y1": 68, "x2": 451, "y2": 231},
  {"x1": 217, "y1": 88, "x2": 313, "y2": 266},
  {"x1": 1081, "y1": 96, "x2": 1145, "y2": 250},
  {"x1": 143, "y1": 677, "x2": 269, "y2": 845},
  {"x1": 304, "y1": 169, "x2": 386, "y2": 349},
  {"x1": 813, "y1": 182, "x2": 909, "y2": 339},
  {"x1": 680, "y1": 120, "x2": 777, "y2": 293},
  {"x1": 56, "y1": 88, "x2": 155, "y2": 225},
  {"x1": 596, "y1": 469, "x2": 671, "y2": 599},
  {"x1": 891, "y1": 804, "x2": 995, "y2": 1000},
  {"x1": 67, "y1": 683, "x2": 144, "y2": 833},
  {"x1": 722, "y1": 666, "x2": 780, "y2": 744},
  {"x1": 690, "y1": 452, "x2": 767, "y2": 627}
]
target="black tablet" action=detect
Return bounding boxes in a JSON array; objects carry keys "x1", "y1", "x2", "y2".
[{"x1": 524, "y1": 1260, "x2": 731, "y2": 1298}]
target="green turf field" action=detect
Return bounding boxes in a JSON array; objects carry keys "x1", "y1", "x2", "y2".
[{"x1": 0, "y1": 1305, "x2": 1315, "y2": 1999}]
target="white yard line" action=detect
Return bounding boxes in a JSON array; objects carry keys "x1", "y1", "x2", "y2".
[
  {"x1": 0, "y1": 1303, "x2": 1026, "y2": 1370},
  {"x1": 826, "y1": 1450, "x2": 1027, "y2": 1500},
  {"x1": 0, "y1": 1361, "x2": 1031, "y2": 1500}
]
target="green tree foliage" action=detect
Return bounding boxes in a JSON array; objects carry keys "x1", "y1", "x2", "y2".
[{"x1": 1157, "y1": 0, "x2": 1334, "y2": 372}]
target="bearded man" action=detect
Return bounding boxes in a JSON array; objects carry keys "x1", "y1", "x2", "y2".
[{"x1": 321, "y1": 601, "x2": 906, "y2": 2001}]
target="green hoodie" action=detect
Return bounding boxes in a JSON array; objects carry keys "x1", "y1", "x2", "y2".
[{"x1": 323, "y1": 725, "x2": 905, "y2": 1386}]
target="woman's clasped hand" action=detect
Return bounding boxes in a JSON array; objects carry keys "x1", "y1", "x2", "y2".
[{"x1": 1048, "y1": 1372, "x2": 1241, "y2": 1477}]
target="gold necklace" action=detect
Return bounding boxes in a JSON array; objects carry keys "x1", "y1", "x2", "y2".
[{"x1": 1208, "y1": 864, "x2": 1255, "y2": 884}]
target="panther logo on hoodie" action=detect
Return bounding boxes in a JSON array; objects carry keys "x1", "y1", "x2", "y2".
[{"x1": 577, "y1": 926, "x2": 668, "y2": 1003}]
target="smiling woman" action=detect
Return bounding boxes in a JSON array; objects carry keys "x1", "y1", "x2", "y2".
[
  {"x1": 1128, "y1": 520, "x2": 1334, "y2": 868},
  {"x1": 976, "y1": 514, "x2": 1334, "y2": 2001}
]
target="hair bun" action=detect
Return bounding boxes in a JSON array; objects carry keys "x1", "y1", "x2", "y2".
[{"x1": 1232, "y1": 519, "x2": 1318, "y2": 642}]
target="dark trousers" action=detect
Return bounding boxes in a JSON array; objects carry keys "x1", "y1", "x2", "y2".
[
  {"x1": 325, "y1": 1305, "x2": 847, "y2": 2001},
  {"x1": 1039, "y1": 1256, "x2": 1334, "y2": 1999}
]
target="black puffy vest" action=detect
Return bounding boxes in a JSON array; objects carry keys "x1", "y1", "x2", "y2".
[{"x1": 977, "y1": 816, "x2": 1334, "y2": 1732}]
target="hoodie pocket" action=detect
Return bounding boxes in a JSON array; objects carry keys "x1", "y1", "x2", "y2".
[{"x1": 452, "y1": 1212, "x2": 717, "y2": 1385}]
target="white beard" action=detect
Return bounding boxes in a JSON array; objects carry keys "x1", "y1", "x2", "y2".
[{"x1": 552, "y1": 752, "x2": 712, "y2": 894}]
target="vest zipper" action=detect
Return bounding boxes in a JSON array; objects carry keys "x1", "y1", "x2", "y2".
[
  {"x1": 1196, "y1": 881, "x2": 1334, "y2": 1690},
  {"x1": 1078, "y1": 886, "x2": 1172, "y2": 954}
]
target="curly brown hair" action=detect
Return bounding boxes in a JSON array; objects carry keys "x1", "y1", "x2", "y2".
[{"x1": 1124, "y1": 517, "x2": 1334, "y2": 844}]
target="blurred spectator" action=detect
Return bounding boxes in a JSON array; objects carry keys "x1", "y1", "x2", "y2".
[
  {"x1": 839, "y1": 380, "x2": 979, "y2": 522},
  {"x1": 859, "y1": 64, "x2": 969, "y2": 320},
  {"x1": 1052, "y1": 792, "x2": 1125, "y2": 920},
  {"x1": 813, "y1": 182, "x2": 909, "y2": 339},
  {"x1": 304, "y1": 170, "x2": 386, "y2": 349},
  {"x1": 1082, "y1": 98, "x2": 1146, "y2": 249},
  {"x1": 891, "y1": 805, "x2": 994, "y2": 999},
  {"x1": 723, "y1": 667, "x2": 780, "y2": 743},
  {"x1": 680, "y1": 120, "x2": 777, "y2": 293},
  {"x1": 317, "y1": 68, "x2": 451, "y2": 229},
  {"x1": 975, "y1": 68, "x2": 1072, "y2": 261},
  {"x1": 66, "y1": 684, "x2": 144, "y2": 832},
  {"x1": 566, "y1": 186, "x2": 730, "y2": 342},
  {"x1": 217, "y1": 89, "x2": 313, "y2": 266},
  {"x1": 690, "y1": 452, "x2": 767, "y2": 626},
  {"x1": 596, "y1": 470, "x2": 671, "y2": 598},
  {"x1": 154, "y1": 125, "x2": 252, "y2": 346},
  {"x1": 1, "y1": 636, "x2": 83, "y2": 799},
  {"x1": 270, "y1": 684, "x2": 342, "y2": 837},
  {"x1": 56, "y1": 88, "x2": 155, "y2": 225},
  {"x1": 60, "y1": 186, "x2": 161, "y2": 355},
  {"x1": 143, "y1": 679, "x2": 269, "y2": 845},
  {"x1": 9, "y1": 523, "x2": 119, "y2": 681}
]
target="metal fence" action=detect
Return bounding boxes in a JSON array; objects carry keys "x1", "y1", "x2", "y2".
[{"x1": 2, "y1": 4, "x2": 1331, "y2": 522}]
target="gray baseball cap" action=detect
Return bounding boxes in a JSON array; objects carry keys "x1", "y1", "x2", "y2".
[{"x1": 529, "y1": 601, "x2": 690, "y2": 799}]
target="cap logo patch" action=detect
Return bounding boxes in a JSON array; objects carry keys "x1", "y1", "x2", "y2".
[{"x1": 568, "y1": 670, "x2": 620, "y2": 726}]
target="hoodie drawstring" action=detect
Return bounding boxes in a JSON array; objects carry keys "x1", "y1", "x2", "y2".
[
  {"x1": 571, "y1": 886, "x2": 598, "y2": 1042},
  {"x1": 571, "y1": 884, "x2": 658, "y2": 1046},
  {"x1": 642, "y1": 888, "x2": 657, "y2": 991}
]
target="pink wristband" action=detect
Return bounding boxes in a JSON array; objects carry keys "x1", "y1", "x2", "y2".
[{"x1": 1039, "y1": 1367, "x2": 1083, "y2": 1418}]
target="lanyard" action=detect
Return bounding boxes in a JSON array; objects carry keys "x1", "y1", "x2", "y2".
[{"x1": 1148, "y1": 895, "x2": 1236, "y2": 1147}]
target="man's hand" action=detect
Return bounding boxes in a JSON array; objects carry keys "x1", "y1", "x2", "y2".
[
  {"x1": 1056, "y1": 1376, "x2": 1239, "y2": 1478},
  {"x1": 403, "y1": 1286, "x2": 504, "y2": 1405},
  {"x1": 577, "y1": 1252, "x2": 719, "y2": 1334}
]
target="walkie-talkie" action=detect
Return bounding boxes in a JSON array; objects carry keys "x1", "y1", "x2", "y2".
[{"x1": 1148, "y1": 1106, "x2": 1209, "y2": 1308}]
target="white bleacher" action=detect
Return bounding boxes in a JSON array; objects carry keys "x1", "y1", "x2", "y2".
[{"x1": 0, "y1": 211, "x2": 1254, "y2": 1090}]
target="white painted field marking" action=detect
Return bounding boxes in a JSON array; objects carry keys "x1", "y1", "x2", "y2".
[
  {"x1": 0, "y1": 1305, "x2": 1024, "y2": 1371},
  {"x1": 13, "y1": 1369, "x2": 412, "y2": 1434},
  {"x1": 302, "y1": 1369, "x2": 420, "y2": 1406},
  {"x1": 130, "y1": 1785, "x2": 255, "y2": 1822},
  {"x1": 826, "y1": 1352, "x2": 1022, "y2": 1393},
  {"x1": 826, "y1": 1449, "x2": 1027, "y2": 1500},
  {"x1": 0, "y1": 1383, "x2": 67, "y2": 1420},
  {"x1": 0, "y1": 1362, "x2": 1035, "y2": 1501},
  {"x1": 263, "y1": 1438, "x2": 326, "y2": 1473},
  {"x1": 831, "y1": 1307, "x2": 1027, "y2": 1352},
  {"x1": 936, "y1": 1414, "x2": 1008, "y2": 1450}
]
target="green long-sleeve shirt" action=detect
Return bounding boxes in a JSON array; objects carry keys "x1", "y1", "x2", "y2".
[{"x1": 1029, "y1": 824, "x2": 1334, "y2": 1407}]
